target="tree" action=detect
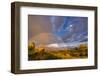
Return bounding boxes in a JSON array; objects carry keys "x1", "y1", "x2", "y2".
[
  {"x1": 28, "y1": 42, "x2": 36, "y2": 55},
  {"x1": 28, "y1": 42, "x2": 35, "y2": 50}
]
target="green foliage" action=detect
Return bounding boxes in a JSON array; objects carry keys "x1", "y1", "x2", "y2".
[
  {"x1": 28, "y1": 42, "x2": 35, "y2": 50},
  {"x1": 28, "y1": 42, "x2": 36, "y2": 55}
]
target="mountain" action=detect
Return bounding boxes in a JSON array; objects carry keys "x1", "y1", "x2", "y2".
[
  {"x1": 45, "y1": 42, "x2": 87, "y2": 51},
  {"x1": 46, "y1": 42, "x2": 87, "y2": 48}
]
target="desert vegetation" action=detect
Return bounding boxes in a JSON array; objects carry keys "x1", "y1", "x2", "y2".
[{"x1": 28, "y1": 42, "x2": 88, "y2": 60}]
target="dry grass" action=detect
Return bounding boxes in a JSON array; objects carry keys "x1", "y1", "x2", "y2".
[{"x1": 28, "y1": 43, "x2": 88, "y2": 60}]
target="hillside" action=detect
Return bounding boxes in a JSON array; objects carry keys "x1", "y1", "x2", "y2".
[{"x1": 28, "y1": 42, "x2": 88, "y2": 60}]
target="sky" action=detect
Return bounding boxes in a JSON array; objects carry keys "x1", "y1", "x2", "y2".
[{"x1": 28, "y1": 15, "x2": 88, "y2": 44}]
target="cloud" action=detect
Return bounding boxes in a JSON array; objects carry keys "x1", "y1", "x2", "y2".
[{"x1": 28, "y1": 15, "x2": 88, "y2": 43}]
